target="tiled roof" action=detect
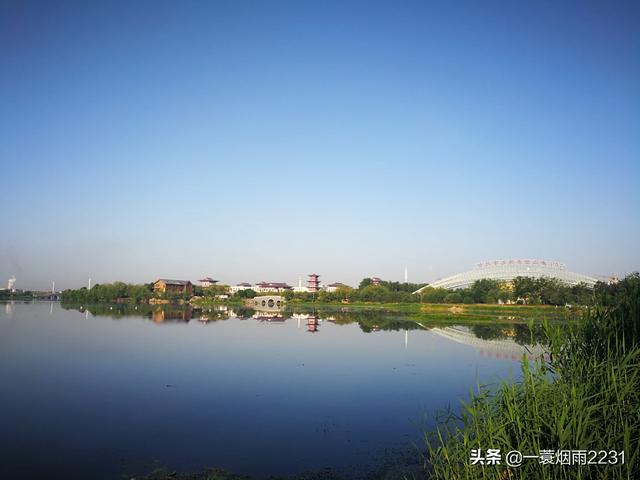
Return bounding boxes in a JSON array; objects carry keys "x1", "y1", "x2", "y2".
[
  {"x1": 156, "y1": 279, "x2": 190, "y2": 285},
  {"x1": 256, "y1": 282, "x2": 292, "y2": 288}
]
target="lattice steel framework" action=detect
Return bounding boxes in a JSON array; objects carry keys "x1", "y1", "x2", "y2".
[{"x1": 414, "y1": 259, "x2": 598, "y2": 293}]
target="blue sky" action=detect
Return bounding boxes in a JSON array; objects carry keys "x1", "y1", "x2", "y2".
[{"x1": 1, "y1": 0, "x2": 639, "y2": 290}]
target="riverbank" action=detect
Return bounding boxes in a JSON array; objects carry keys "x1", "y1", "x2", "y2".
[
  {"x1": 275, "y1": 301, "x2": 578, "y2": 323},
  {"x1": 425, "y1": 273, "x2": 640, "y2": 479},
  {"x1": 59, "y1": 299, "x2": 579, "y2": 325}
]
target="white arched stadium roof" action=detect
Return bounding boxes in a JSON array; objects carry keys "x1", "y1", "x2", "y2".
[{"x1": 414, "y1": 259, "x2": 598, "y2": 293}]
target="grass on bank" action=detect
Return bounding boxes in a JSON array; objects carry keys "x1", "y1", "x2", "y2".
[
  {"x1": 285, "y1": 301, "x2": 576, "y2": 324},
  {"x1": 425, "y1": 274, "x2": 640, "y2": 479}
]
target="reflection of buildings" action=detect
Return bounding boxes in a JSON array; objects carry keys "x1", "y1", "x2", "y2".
[
  {"x1": 291, "y1": 313, "x2": 322, "y2": 332},
  {"x1": 151, "y1": 308, "x2": 192, "y2": 323},
  {"x1": 430, "y1": 326, "x2": 548, "y2": 361},
  {"x1": 153, "y1": 279, "x2": 193, "y2": 296},
  {"x1": 198, "y1": 305, "x2": 235, "y2": 322},
  {"x1": 251, "y1": 296, "x2": 285, "y2": 322},
  {"x1": 292, "y1": 313, "x2": 307, "y2": 329},
  {"x1": 306, "y1": 315, "x2": 319, "y2": 333},
  {"x1": 253, "y1": 312, "x2": 285, "y2": 322}
]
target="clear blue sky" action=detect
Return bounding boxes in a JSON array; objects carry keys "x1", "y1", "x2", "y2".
[{"x1": 1, "y1": 0, "x2": 639, "y2": 290}]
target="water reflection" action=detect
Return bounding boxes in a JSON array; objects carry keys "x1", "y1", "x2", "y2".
[
  {"x1": 61, "y1": 303, "x2": 549, "y2": 347},
  {"x1": 1, "y1": 302, "x2": 550, "y2": 480},
  {"x1": 152, "y1": 308, "x2": 192, "y2": 323},
  {"x1": 4, "y1": 301, "x2": 13, "y2": 317},
  {"x1": 431, "y1": 326, "x2": 549, "y2": 361},
  {"x1": 253, "y1": 311, "x2": 285, "y2": 322}
]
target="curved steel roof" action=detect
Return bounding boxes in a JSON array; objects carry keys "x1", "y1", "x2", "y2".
[{"x1": 414, "y1": 259, "x2": 598, "y2": 292}]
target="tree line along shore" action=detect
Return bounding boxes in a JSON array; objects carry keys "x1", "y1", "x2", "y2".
[{"x1": 58, "y1": 276, "x2": 610, "y2": 307}]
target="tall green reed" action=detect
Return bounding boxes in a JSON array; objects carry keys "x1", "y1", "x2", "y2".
[{"x1": 424, "y1": 274, "x2": 640, "y2": 479}]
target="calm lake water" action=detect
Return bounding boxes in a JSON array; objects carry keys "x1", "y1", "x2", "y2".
[{"x1": 0, "y1": 302, "x2": 540, "y2": 479}]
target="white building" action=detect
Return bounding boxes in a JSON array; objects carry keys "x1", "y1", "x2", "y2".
[
  {"x1": 326, "y1": 282, "x2": 346, "y2": 293},
  {"x1": 253, "y1": 282, "x2": 292, "y2": 293},
  {"x1": 229, "y1": 282, "x2": 253, "y2": 294},
  {"x1": 293, "y1": 277, "x2": 310, "y2": 293}
]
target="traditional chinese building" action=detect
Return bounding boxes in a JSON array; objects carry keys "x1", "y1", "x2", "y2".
[
  {"x1": 326, "y1": 282, "x2": 346, "y2": 292},
  {"x1": 198, "y1": 277, "x2": 218, "y2": 287},
  {"x1": 153, "y1": 279, "x2": 193, "y2": 296},
  {"x1": 229, "y1": 282, "x2": 253, "y2": 294},
  {"x1": 307, "y1": 273, "x2": 321, "y2": 292},
  {"x1": 254, "y1": 282, "x2": 292, "y2": 293}
]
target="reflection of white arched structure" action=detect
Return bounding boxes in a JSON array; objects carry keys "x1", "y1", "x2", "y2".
[
  {"x1": 414, "y1": 260, "x2": 597, "y2": 292},
  {"x1": 430, "y1": 326, "x2": 548, "y2": 361}
]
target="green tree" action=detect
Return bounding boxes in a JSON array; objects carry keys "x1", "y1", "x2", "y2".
[
  {"x1": 235, "y1": 289, "x2": 257, "y2": 299},
  {"x1": 444, "y1": 292, "x2": 462, "y2": 304},
  {"x1": 420, "y1": 287, "x2": 448, "y2": 303},
  {"x1": 357, "y1": 285, "x2": 391, "y2": 302}
]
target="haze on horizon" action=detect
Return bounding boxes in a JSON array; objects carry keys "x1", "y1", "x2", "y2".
[{"x1": 1, "y1": 1, "x2": 639, "y2": 291}]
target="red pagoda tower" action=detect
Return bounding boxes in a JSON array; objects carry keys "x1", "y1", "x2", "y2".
[{"x1": 307, "y1": 273, "x2": 321, "y2": 292}]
